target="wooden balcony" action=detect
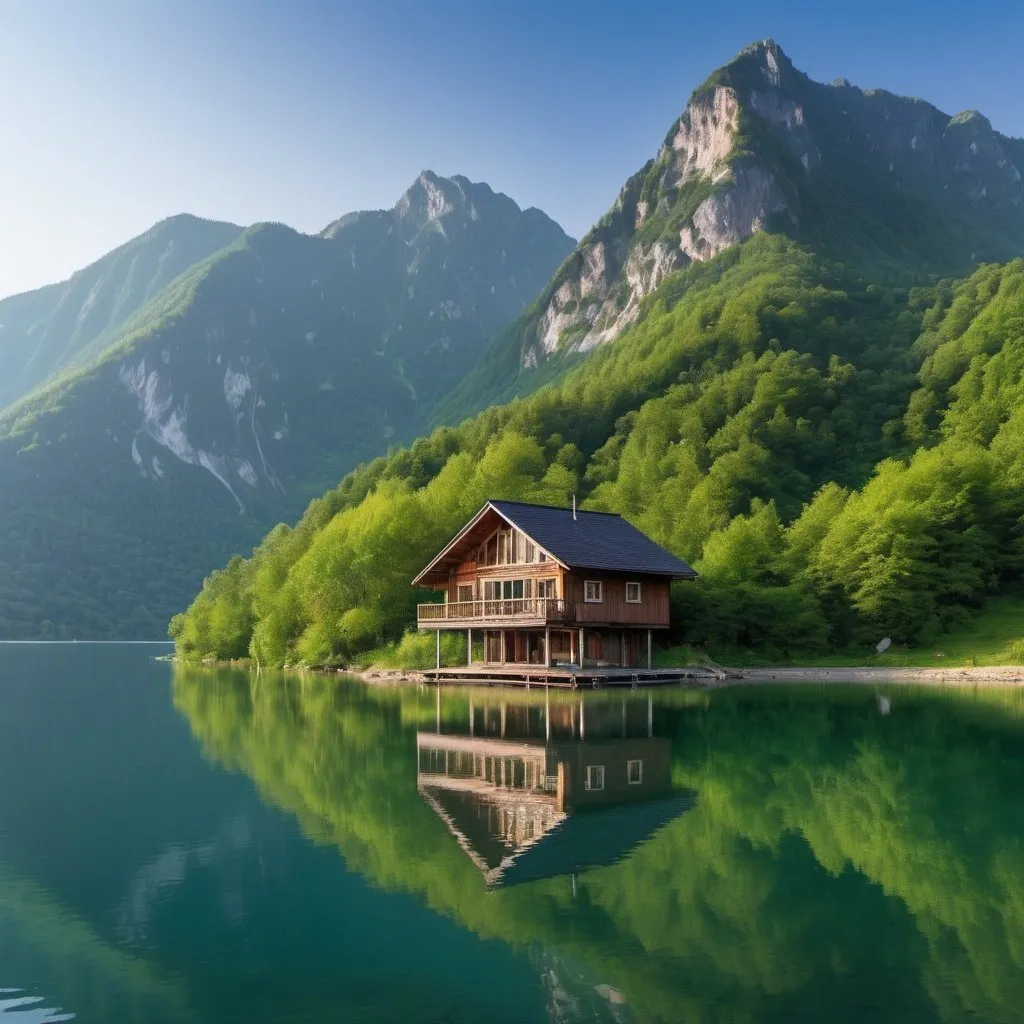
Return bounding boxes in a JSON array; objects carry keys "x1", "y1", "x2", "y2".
[{"x1": 417, "y1": 598, "x2": 575, "y2": 629}]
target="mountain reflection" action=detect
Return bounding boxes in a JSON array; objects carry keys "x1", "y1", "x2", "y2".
[
  {"x1": 418, "y1": 691, "x2": 692, "y2": 887},
  {"x1": 174, "y1": 667, "x2": 1024, "y2": 1024}
]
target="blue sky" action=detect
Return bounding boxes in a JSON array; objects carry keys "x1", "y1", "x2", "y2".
[{"x1": 1, "y1": 0, "x2": 1022, "y2": 298}]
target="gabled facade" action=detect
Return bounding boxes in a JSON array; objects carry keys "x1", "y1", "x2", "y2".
[{"x1": 413, "y1": 500, "x2": 697, "y2": 670}]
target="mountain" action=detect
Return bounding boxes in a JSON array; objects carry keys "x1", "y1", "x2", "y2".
[
  {"x1": 439, "y1": 39, "x2": 1024, "y2": 419},
  {"x1": 171, "y1": 42, "x2": 1024, "y2": 667},
  {"x1": 0, "y1": 173, "x2": 573, "y2": 638},
  {"x1": 0, "y1": 215, "x2": 244, "y2": 411}
]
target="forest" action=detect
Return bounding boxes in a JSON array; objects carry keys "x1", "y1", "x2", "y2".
[{"x1": 170, "y1": 234, "x2": 1024, "y2": 666}]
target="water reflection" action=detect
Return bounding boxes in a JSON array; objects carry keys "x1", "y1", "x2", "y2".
[
  {"x1": 172, "y1": 668, "x2": 1024, "y2": 1023},
  {"x1": 0, "y1": 865, "x2": 196, "y2": 1024},
  {"x1": 418, "y1": 691, "x2": 692, "y2": 887}
]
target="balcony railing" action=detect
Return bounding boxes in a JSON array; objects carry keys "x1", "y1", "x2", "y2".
[{"x1": 417, "y1": 598, "x2": 574, "y2": 625}]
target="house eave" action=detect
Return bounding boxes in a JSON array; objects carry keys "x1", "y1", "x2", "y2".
[{"x1": 411, "y1": 500, "x2": 568, "y2": 588}]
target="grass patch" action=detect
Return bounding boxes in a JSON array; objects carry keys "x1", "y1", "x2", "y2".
[
  {"x1": 355, "y1": 630, "x2": 469, "y2": 671},
  {"x1": 659, "y1": 593, "x2": 1024, "y2": 669}
]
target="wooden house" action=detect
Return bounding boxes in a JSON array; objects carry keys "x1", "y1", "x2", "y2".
[{"x1": 413, "y1": 500, "x2": 697, "y2": 671}]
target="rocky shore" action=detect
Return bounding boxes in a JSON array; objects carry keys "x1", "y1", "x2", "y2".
[
  {"x1": 732, "y1": 665, "x2": 1024, "y2": 685},
  {"x1": 351, "y1": 665, "x2": 1024, "y2": 688}
]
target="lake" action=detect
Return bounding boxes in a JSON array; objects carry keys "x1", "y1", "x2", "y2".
[{"x1": 2, "y1": 644, "x2": 1024, "y2": 1023}]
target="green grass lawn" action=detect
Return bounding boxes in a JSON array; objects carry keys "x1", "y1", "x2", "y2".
[{"x1": 657, "y1": 594, "x2": 1024, "y2": 669}]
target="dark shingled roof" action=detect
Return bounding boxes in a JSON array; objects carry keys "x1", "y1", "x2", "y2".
[{"x1": 490, "y1": 500, "x2": 697, "y2": 578}]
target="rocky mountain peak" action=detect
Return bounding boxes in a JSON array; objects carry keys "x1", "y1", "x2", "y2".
[
  {"x1": 508, "y1": 40, "x2": 1024, "y2": 371},
  {"x1": 731, "y1": 37, "x2": 796, "y2": 88},
  {"x1": 395, "y1": 170, "x2": 464, "y2": 227},
  {"x1": 321, "y1": 171, "x2": 476, "y2": 239}
]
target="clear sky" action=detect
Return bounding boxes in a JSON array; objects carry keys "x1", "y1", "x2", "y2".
[{"x1": 2, "y1": 0, "x2": 1022, "y2": 299}]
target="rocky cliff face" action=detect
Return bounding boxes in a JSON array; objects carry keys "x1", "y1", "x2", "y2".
[{"x1": 516, "y1": 39, "x2": 1024, "y2": 368}]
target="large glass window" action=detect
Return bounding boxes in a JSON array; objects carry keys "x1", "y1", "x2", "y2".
[
  {"x1": 537, "y1": 579, "x2": 557, "y2": 599},
  {"x1": 484, "y1": 579, "x2": 531, "y2": 600},
  {"x1": 477, "y1": 528, "x2": 542, "y2": 566}
]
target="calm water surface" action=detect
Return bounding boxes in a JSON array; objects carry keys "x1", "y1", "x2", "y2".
[{"x1": 2, "y1": 644, "x2": 1024, "y2": 1023}]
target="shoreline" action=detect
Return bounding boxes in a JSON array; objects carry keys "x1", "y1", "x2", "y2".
[
  {"x1": 176, "y1": 660, "x2": 1024, "y2": 688},
  {"x1": 351, "y1": 665, "x2": 1024, "y2": 687},
  {"x1": 731, "y1": 665, "x2": 1024, "y2": 685}
]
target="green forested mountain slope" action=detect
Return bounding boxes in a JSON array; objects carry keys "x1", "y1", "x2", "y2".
[
  {"x1": 172, "y1": 240, "x2": 1024, "y2": 663},
  {"x1": 0, "y1": 174, "x2": 573, "y2": 638},
  {"x1": 173, "y1": 237, "x2": 1022, "y2": 664},
  {"x1": 438, "y1": 40, "x2": 1024, "y2": 423},
  {"x1": 0, "y1": 215, "x2": 243, "y2": 411}
]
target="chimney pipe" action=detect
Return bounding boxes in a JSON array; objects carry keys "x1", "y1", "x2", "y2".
[{"x1": 572, "y1": 494, "x2": 577, "y2": 521}]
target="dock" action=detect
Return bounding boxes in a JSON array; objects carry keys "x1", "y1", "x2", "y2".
[{"x1": 420, "y1": 665, "x2": 727, "y2": 688}]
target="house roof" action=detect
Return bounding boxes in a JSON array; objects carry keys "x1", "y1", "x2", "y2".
[
  {"x1": 490, "y1": 793, "x2": 694, "y2": 888},
  {"x1": 491, "y1": 500, "x2": 698, "y2": 578},
  {"x1": 413, "y1": 500, "x2": 697, "y2": 587},
  {"x1": 420, "y1": 784, "x2": 694, "y2": 889}
]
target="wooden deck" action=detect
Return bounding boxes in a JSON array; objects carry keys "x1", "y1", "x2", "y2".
[
  {"x1": 417, "y1": 597, "x2": 574, "y2": 630},
  {"x1": 421, "y1": 664, "x2": 726, "y2": 688}
]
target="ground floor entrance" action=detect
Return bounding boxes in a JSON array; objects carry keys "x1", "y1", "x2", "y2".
[{"x1": 477, "y1": 627, "x2": 653, "y2": 669}]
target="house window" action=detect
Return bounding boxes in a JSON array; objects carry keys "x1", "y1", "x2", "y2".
[
  {"x1": 537, "y1": 579, "x2": 557, "y2": 599},
  {"x1": 480, "y1": 534, "x2": 497, "y2": 566},
  {"x1": 585, "y1": 765, "x2": 605, "y2": 791},
  {"x1": 489, "y1": 527, "x2": 543, "y2": 565},
  {"x1": 584, "y1": 580, "x2": 603, "y2": 603},
  {"x1": 457, "y1": 584, "x2": 474, "y2": 603},
  {"x1": 627, "y1": 759, "x2": 643, "y2": 785},
  {"x1": 626, "y1": 581, "x2": 642, "y2": 603},
  {"x1": 484, "y1": 580, "x2": 528, "y2": 601}
]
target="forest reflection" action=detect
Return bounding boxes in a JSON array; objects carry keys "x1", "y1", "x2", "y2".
[{"x1": 174, "y1": 668, "x2": 1024, "y2": 1024}]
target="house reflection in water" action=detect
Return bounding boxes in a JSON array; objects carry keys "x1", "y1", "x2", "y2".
[{"x1": 417, "y1": 691, "x2": 694, "y2": 888}]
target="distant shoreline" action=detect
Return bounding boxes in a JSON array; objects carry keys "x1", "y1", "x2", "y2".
[{"x1": 0, "y1": 639, "x2": 173, "y2": 645}]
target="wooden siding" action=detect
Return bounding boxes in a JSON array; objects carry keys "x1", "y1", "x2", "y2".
[{"x1": 561, "y1": 573, "x2": 670, "y2": 628}]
